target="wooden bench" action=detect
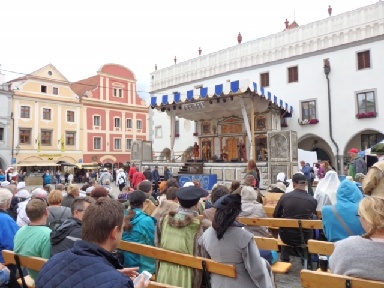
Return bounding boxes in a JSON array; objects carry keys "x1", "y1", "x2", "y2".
[
  {"x1": 307, "y1": 240, "x2": 335, "y2": 256},
  {"x1": 264, "y1": 206, "x2": 275, "y2": 218},
  {"x1": 118, "y1": 241, "x2": 236, "y2": 278},
  {"x1": 254, "y1": 237, "x2": 292, "y2": 274},
  {"x1": 301, "y1": 270, "x2": 384, "y2": 288},
  {"x1": 238, "y1": 217, "x2": 323, "y2": 230},
  {"x1": 2, "y1": 250, "x2": 48, "y2": 288}
]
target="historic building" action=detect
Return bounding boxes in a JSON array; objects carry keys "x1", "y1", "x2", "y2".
[
  {"x1": 71, "y1": 64, "x2": 149, "y2": 168},
  {"x1": 0, "y1": 70, "x2": 13, "y2": 169},
  {"x1": 150, "y1": 2, "x2": 384, "y2": 175},
  {"x1": 9, "y1": 64, "x2": 83, "y2": 168}
]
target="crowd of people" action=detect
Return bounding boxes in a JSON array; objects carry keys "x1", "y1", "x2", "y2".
[{"x1": 0, "y1": 143, "x2": 383, "y2": 287}]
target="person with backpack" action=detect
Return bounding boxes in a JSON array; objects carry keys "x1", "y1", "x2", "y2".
[
  {"x1": 116, "y1": 169, "x2": 127, "y2": 192},
  {"x1": 246, "y1": 159, "x2": 260, "y2": 188},
  {"x1": 50, "y1": 197, "x2": 95, "y2": 256},
  {"x1": 99, "y1": 168, "x2": 112, "y2": 185},
  {"x1": 47, "y1": 191, "x2": 71, "y2": 230}
]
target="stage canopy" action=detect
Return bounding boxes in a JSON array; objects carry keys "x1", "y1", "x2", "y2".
[{"x1": 150, "y1": 79, "x2": 293, "y2": 120}]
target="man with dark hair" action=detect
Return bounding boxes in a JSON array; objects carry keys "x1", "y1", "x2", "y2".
[
  {"x1": 37, "y1": 198, "x2": 147, "y2": 288},
  {"x1": 51, "y1": 197, "x2": 96, "y2": 256},
  {"x1": 143, "y1": 166, "x2": 152, "y2": 183},
  {"x1": 273, "y1": 173, "x2": 317, "y2": 263},
  {"x1": 152, "y1": 166, "x2": 160, "y2": 193},
  {"x1": 156, "y1": 186, "x2": 209, "y2": 287},
  {"x1": 14, "y1": 199, "x2": 51, "y2": 282},
  {"x1": 136, "y1": 181, "x2": 156, "y2": 215},
  {"x1": 193, "y1": 180, "x2": 209, "y2": 197},
  {"x1": 203, "y1": 185, "x2": 229, "y2": 221}
]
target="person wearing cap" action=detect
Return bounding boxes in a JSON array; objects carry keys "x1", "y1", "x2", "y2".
[
  {"x1": 354, "y1": 173, "x2": 365, "y2": 192},
  {"x1": 348, "y1": 148, "x2": 367, "y2": 181},
  {"x1": 362, "y1": 143, "x2": 384, "y2": 197},
  {"x1": 99, "y1": 168, "x2": 112, "y2": 186},
  {"x1": 121, "y1": 191, "x2": 157, "y2": 274},
  {"x1": 156, "y1": 186, "x2": 210, "y2": 288},
  {"x1": 264, "y1": 182, "x2": 286, "y2": 206},
  {"x1": 273, "y1": 173, "x2": 317, "y2": 263},
  {"x1": 199, "y1": 194, "x2": 274, "y2": 288},
  {"x1": 17, "y1": 188, "x2": 48, "y2": 227}
]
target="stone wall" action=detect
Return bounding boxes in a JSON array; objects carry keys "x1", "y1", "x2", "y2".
[{"x1": 142, "y1": 162, "x2": 270, "y2": 190}]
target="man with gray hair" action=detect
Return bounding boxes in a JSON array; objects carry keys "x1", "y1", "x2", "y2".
[
  {"x1": 0, "y1": 189, "x2": 19, "y2": 264},
  {"x1": 51, "y1": 197, "x2": 96, "y2": 256},
  {"x1": 17, "y1": 188, "x2": 48, "y2": 227}
]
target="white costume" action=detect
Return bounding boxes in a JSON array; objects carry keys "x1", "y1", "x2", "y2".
[{"x1": 314, "y1": 171, "x2": 340, "y2": 210}]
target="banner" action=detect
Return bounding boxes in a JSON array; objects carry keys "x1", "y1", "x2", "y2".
[
  {"x1": 61, "y1": 134, "x2": 65, "y2": 152},
  {"x1": 37, "y1": 133, "x2": 41, "y2": 152}
]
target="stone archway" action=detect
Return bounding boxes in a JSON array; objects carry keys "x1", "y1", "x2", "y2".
[{"x1": 298, "y1": 133, "x2": 335, "y2": 166}]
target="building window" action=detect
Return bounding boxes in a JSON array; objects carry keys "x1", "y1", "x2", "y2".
[
  {"x1": 361, "y1": 133, "x2": 384, "y2": 151},
  {"x1": 67, "y1": 111, "x2": 75, "y2": 122},
  {"x1": 94, "y1": 115, "x2": 101, "y2": 126},
  {"x1": 114, "y1": 138, "x2": 121, "y2": 150},
  {"x1": 137, "y1": 120, "x2": 143, "y2": 130},
  {"x1": 260, "y1": 72, "x2": 269, "y2": 87},
  {"x1": 357, "y1": 91, "x2": 375, "y2": 114},
  {"x1": 41, "y1": 130, "x2": 52, "y2": 145},
  {"x1": 126, "y1": 139, "x2": 133, "y2": 150},
  {"x1": 20, "y1": 106, "x2": 30, "y2": 118},
  {"x1": 94, "y1": 137, "x2": 102, "y2": 149},
  {"x1": 175, "y1": 120, "x2": 179, "y2": 135},
  {"x1": 114, "y1": 118, "x2": 121, "y2": 128},
  {"x1": 301, "y1": 100, "x2": 317, "y2": 121},
  {"x1": 66, "y1": 132, "x2": 75, "y2": 145},
  {"x1": 126, "y1": 119, "x2": 132, "y2": 128},
  {"x1": 41, "y1": 85, "x2": 47, "y2": 93},
  {"x1": 357, "y1": 50, "x2": 371, "y2": 70},
  {"x1": 114, "y1": 88, "x2": 123, "y2": 98},
  {"x1": 53, "y1": 87, "x2": 59, "y2": 95},
  {"x1": 0, "y1": 128, "x2": 3, "y2": 141},
  {"x1": 19, "y1": 129, "x2": 31, "y2": 144},
  {"x1": 43, "y1": 108, "x2": 51, "y2": 120},
  {"x1": 288, "y1": 66, "x2": 298, "y2": 83},
  {"x1": 155, "y1": 126, "x2": 162, "y2": 138}
]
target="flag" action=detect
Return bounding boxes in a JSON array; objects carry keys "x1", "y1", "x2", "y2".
[
  {"x1": 37, "y1": 133, "x2": 41, "y2": 152},
  {"x1": 61, "y1": 134, "x2": 65, "y2": 152}
]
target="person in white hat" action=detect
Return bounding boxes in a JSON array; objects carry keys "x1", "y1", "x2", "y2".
[{"x1": 17, "y1": 188, "x2": 48, "y2": 227}]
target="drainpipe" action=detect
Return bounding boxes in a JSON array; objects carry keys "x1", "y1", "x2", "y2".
[{"x1": 323, "y1": 60, "x2": 340, "y2": 172}]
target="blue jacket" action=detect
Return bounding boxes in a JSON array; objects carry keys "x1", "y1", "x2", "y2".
[
  {"x1": 121, "y1": 209, "x2": 156, "y2": 274},
  {"x1": 43, "y1": 174, "x2": 52, "y2": 185},
  {"x1": 152, "y1": 170, "x2": 160, "y2": 182},
  {"x1": 322, "y1": 180, "x2": 365, "y2": 242},
  {"x1": 302, "y1": 164, "x2": 311, "y2": 180},
  {"x1": 0, "y1": 211, "x2": 19, "y2": 262},
  {"x1": 36, "y1": 240, "x2": 133, "y2": 288}
]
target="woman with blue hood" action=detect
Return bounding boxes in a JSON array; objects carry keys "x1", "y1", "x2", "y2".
[{"x1": 322, "y1": 180, "x2": 365, "y2": 242}]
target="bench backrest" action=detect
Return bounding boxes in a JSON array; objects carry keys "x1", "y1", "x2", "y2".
[
  {"x1": 263, "y1": 206, "x2": 275, "y2": 217},
  {"x1": 301, "y1": 270, "x2": 384, "y2": 288},
  {"x1": 118, "y1": 241, "x2": 236, "y2": 278},
  {"x1": 239, "y1": 217, "x2": 323, "y2": 230},
  {"x1": 254, "y1": 236, "x2": 279, "y2": 251},
  {"x1": 149, "y1": 282, "x2": 181, "y2": 288},
  {"x1": 307, "y1": 240, "x2": 334, "y2": 256},
  {"x1": 2, "y1": 250, "x2": 47, "y2": 271}
]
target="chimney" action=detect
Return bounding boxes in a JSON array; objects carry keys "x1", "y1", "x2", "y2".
[
  {"x1": 237, "y1": 32, "x2": 242, "y2": 44},
  {"x1": 199, "y1": 47, "x2": 202, "y2": 56},
  {"x1": 155, "y1": 64, "x2": 157, "y2": 71},
  {"x1": 328, "y1": 5, "x2": 332, "y2": 16},
  {"x1": 174, "y1": 56, "x2": 177, "y2": 64},
  {"x1": 284, "y1": 19, "x2": 289, "y2": 29}
]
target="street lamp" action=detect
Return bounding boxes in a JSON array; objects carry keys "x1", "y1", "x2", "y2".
[{"x1": 15, "y1": 144, "x2": 20, "y2": 155}]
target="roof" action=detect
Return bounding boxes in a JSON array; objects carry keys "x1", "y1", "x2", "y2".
[
  {"x1": 98, "y1": 63, "x2": 136, "y2": 80},
  {"x1": 70, "y1": 75, "x2": 98, "y2": 98}
]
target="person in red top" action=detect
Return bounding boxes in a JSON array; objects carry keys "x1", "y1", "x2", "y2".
[
  {"x1": 128, "y1": 164, "x2": 137, "y2": 187},
  {"x1": 131, "y1": 171, "x2": 146, "y2": 189}
]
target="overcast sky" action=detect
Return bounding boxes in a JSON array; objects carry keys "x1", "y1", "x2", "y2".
[{"x1": 0, "y1": 0, "x2": 377, "y2": 101}]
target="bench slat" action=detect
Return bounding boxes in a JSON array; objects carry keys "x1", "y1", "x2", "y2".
[
  {"x1": 118, "y1": 241, "x2": 236, "y2": 278},
  {"x1": 148, "y1": 282, "x2": 182, "y2": 288},
  {"x1": 239, "y1": 217, "x2": 323, "y2": 230},
  {"x1": 254, "y1": 236, "x2": 279, "y2": 251},
  {"x1": 307, "y1": 240, "x2": 335, "y2": 256},
  {"x1": 301, "y1": 270, "x2": 384, "y2": 288},
  {"x1": 2, "y1": 250, "x2": 47, "y2": 271}
]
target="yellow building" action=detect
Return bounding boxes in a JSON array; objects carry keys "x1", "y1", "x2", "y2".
[{"x1": 10, "y1": 64, "x2": 82, "y2": 173}]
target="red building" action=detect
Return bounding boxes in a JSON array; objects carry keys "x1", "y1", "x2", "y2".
[{"x1": 71, "y1": 64, "x2": 148, "y2": 167}]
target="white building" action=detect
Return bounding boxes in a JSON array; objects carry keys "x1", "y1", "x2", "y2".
[
  {"x1": 0, "y1": 70, "x2": 13, "y2": 169},
  {"x1": 150, "y1": 2, "x2": 384, "y2": 173}
]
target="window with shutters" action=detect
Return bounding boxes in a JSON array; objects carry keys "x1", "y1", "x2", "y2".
[
  {"x1": 357, "y1": 50, "x2": 371, "y2": 70},
  {"x1": 288, "y1": 66, "x2": 298, "y2": 83},
  {"x1": 114, "y1": 118, "x2": 121, "y2": 128},
  {"x1": 260, "y1": 72, "x2": 269, "y2": 87},
  {"x1": 136, "y1": 120, "x2": 143, "y2": 130},
  {"x1": 43, "y1": 108, "x2": 51, "y2": 120},
  {"x1": 126, "y1": 119, "x2": 132, "y2": 129},
  {"x1": 94, "y1": 137, "x2": 102, "y2": 149},
  {"x1": 20, "y1": 106, "x2": 30, "y2": 118},
  {"x1": 67, "y1": 111, "x2": 75, "y2": 122},
  {"x1": 66, "y1": 132, "x2": 76, "y2": 145},
  {"x1": 114, "y1": 138, "x2": 121, "y2": 150},
  {"x1": 357, "y1": 91, "x2": 376, "y2": 114},
  {"x1": 19, "y1": 129, "x2": 31, "y2": 144},
  {"x1": 301, "y1": 100, "x2": 317, "y2": 121},
  {"x1": 41, "y1": 130, "x2": 52, "y2": 145}
]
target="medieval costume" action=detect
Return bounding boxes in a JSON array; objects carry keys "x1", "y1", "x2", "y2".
[
  {"x1": 238, "y1": 140, "x2": 247, "y2": 161},
  {"x1": 193, "y1": 143, "x2": 199, "y2": 161}
]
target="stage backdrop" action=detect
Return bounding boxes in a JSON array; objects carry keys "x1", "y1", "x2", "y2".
[{"x1": 178, "y1": 174, "x2": 218, "y2": 190}]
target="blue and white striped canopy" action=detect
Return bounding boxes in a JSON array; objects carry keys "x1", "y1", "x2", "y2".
[{"x1": 150, "y1": 79, "x2": 293, "y2": 115}]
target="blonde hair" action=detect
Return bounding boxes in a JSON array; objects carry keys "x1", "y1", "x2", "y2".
[
  {"x1": 47, "y1": 190, "x2": 63, "y2": 205},
  {"x1": 359, "y1": 196, "x2": 384, "y2": 239},
  {"x1": 67, "y1": 184, "x2": 79, "y2": 195}
]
